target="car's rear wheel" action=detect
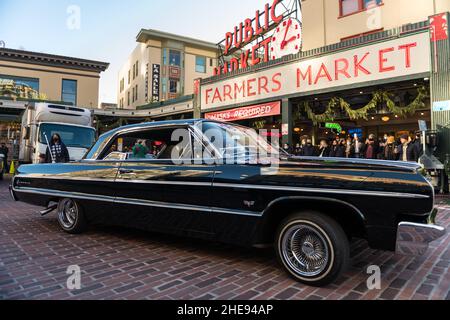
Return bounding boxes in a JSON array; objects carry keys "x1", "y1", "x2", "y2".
[
  {"x1": 57, "y1": 198, "x2": 87, "y2": 234},
  {"x1": 275, "y1": 212, "x2": 349, "y2": 287}
]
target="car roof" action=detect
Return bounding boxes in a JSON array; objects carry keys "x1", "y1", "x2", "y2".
[{"x1": 97, "y1": 119, "x2": 206, "y2": 139}]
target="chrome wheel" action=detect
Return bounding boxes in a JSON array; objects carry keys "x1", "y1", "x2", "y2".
[
  {"x1": 58, "y1": 199, "x2": 78, "y2": 229},
  {"x1": 281, "y1": 223, "x2": 331, "y2": 278}
]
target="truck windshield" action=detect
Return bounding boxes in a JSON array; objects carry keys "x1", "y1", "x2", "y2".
[{"x1": 39, "y1": 123, "x2": 96, "y2": 149}]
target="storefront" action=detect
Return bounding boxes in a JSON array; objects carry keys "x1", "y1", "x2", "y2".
[{"x1": 195, "y1": 14, "x2": 450, "y2": 161}]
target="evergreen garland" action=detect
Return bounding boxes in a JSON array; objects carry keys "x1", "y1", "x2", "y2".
[{"x1": 301, "y1": 87, "x2": 429, "y2": 122}]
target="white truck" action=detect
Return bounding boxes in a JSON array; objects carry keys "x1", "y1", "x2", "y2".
[{"x1": 19, "y1": 103, "x2": 96, "y2": 164}]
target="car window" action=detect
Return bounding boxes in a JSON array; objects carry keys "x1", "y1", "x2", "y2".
[{"x1": 99, "y1": 126, "x2": 194, "y2": 162}]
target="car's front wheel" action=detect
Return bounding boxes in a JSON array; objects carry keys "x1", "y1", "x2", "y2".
[
  {"x1": 275, "y1": 212, "x2": 350, "y2": 287},
  {"x1": 57, "y1": 198, "x2": 87, "y2": 234}
]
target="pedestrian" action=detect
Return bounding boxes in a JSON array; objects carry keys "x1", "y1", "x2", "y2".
[
  {"x1": 133, "y1": 140, "x2": 150, "y2": 159},
  {"x1": 383, "y1": 136, "x2": 398, "y2": 161},
  {"x1": 317, "y1": 139, "x2": 330, "y2": 158},
  {"x1": 0, "y1": 142, "x2": 9, "y2": 173},
  {"x1": 352, "y1": 134, "x2": 364, "y2": 159},
  {"x1": 364, "y1": 134, "x2": 380, "y2": 160},
  {"x1": 398, "y1": 134, "x2": 419, "y2": 162},
  {"x1": 336, "y1": 139, "x2": 346, "y2": 158},
  {"x1": 293, "y1": 143, "x2": 302, "y2": 156},
  {"x1": 302, "y1": 139, "x2": 316, "y2": 157},
  {"x1": 329, "y1": 140, "x2": 345, "y2": 158},
  {"x1": 45, "y1": 134, "x2": 70, "y2": 164},
  {"x1": 345, "y1": 137, "x2": 353, "y2": 158},
  {"x1": 412, "y1": 132, "x2": 423, "y2": 158}
]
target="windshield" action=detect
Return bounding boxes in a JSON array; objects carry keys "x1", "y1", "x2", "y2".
[
  {"x1": 39, "y1": 123, "x2": 96, "y2": 149},
  {"x1": 199, "y1": 121, "x2": 282, "y2": 161}
]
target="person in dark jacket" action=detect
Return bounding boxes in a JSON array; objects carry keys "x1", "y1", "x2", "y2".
[
  {"x1": 45, "y1": 134, "x2": 70, "y2": 164},
  {"x1": 383, "y1": 136, "x2": 398, "y2": 161},
  {"x1": 329, "y1": 140, "x2": 345, "y2": 158},
  {"x1": 412, "y1": 132, "x2": 423, "y2": 159},
  {"x1": 0, "y1": 143, "x2": 9, "y2": 173},
  {"x1": 398, "y1": 134, "x2": 419, "y2": 162},
  {"x1": 302, "y1": 139, "x2": 316, "y2": 157},
  {"x1": 317, "y1": 140, "x2": 330, "y2": 158}
]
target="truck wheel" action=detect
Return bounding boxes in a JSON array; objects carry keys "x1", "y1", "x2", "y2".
[
  {"x1": 275, "y1": 212, "x2": 350, "y2": 287},
  {"x1": 57, "y1": 198, "x2": 87, "y2": 234}
]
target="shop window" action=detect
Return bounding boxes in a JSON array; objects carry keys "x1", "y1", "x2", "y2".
[
  {"x1": 163, "y1": 49, "x2": 168, "y2": 65},
  {"x1": 169, "y1": 50, "x2": 181, "y2": 67},
  {"x1": 196, "y1": 56, "x2": 207, "y2": 73},
  {"x1": 61, "y1": 79, "x2": 77, "y2": 106},
  {"x1": 340, "y1": 0, "x2": 382, "y2": 17},
  {"x1": 169, "y1": 80, "x2": 179, "y2": 94}
]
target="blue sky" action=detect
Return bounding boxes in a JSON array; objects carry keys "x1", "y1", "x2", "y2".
[{"x1": 0, "y1": 0, "x2": 264, "y2": 104}]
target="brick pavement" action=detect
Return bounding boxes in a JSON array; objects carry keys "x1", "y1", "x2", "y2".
[{"x1": 0, "y1": 175, "x2": 449, "y2": 300}]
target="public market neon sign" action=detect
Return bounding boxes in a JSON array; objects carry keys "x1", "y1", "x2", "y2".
[{"x1": 214, "y1": 0, "x2": 284, "y2": 76}]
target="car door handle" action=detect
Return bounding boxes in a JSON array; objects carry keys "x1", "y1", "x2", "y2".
[{"x1": 119, "y1": 169, "x2": 135, "y2": 175}]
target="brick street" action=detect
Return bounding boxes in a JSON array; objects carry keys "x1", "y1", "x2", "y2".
[{"x1": 0, "y1": 176, "x2": 449, "y2": 300}]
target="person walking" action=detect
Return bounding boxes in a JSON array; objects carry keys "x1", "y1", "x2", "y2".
[
  {"x1": 302, "y1": 139, "x2": 316, "y2": 157},
  {"x1": 398, "y1": 134, "x2": 419, "y2": 162},
  {"x1": 0, "y1": 142, "x2": 9, "y2": 173},
  {"x1": 45, "y1": 134, "x2": 70, "y2": 164}
]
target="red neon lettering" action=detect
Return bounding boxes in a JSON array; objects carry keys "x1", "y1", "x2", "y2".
[
  {"x1": 234, "y1": 82, "x2": 246, "y2": 99},
  {"x1": 297, "y1": 65, "x2": 312, "y2": 87},
  {"x1": 379, "y1": 47, "x2": 395, "y2": 72},
  {"x1": 247, "y1": 78, "x2": 257, "y2": 97},
  {"x1": 398, "y1": 42, "x2": 417, "y2": 68},
  {"x1": 334, "y1": 58, "x2": 351, "y2": 80},
  {"x1": 205, "y1": 88, "x2": 213, "y2": 104},
  {"x1": 224, "y1": 32, "x2": 233, "y2": 55},
  {"x1": 244, "y1": 19, "x2": 254, "y2": 43},
  {"x1": 223, "y1": 85, "x2": 232, "y2": 101},
  {"x1": 270, "y1": 0, "x2": 283, "y2": 24},
  {"x1": 255, "y1": 10, "x2": 264, "y2": 36},
  {"x1": 314, "y1": 63, "x2": 332, "y2": 84},
  {"x1": 272, "y1": 73, "x2": 282, "y2": 92},
  {"x1": 212, "y1": 88, "x2": 222, "y2": 103},
  {"x1": 258, "y1": 76, "x2": 269, "y2": 94},
  {"x1": 240, "y1": 50, "x2": 250, "y2": 69},
  {"x1": 260, "y1": 37, "x2": 272, "y2": 63},
  {"x1": 354, "y1": 53, "x2": 371, "y2": 76},
  {"x1": 251, "y1": 44, "x2": 261, "y2": 66}
]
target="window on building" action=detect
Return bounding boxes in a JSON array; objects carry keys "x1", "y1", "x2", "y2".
[
  {"x1": 195, "y1": 56, "x2": 207, "y2": 73},
  {"x1": 120, "y1": 78, "x2": 124, "y2": 93},
  {"x1": 135, "y1": 85, "x2": 138, "y2": 102},
  {"x1": 127, "y1": 91, "x2": 130, "y2": 106},
  {"x1": 163, "y1": 49, "x2": 168, "y2": 65},
  {"x1": 340, "y1": 0, "x2": 382, "y2": 16},
  {"x1": 162, "y1": 80, "x2": 167, "y2": 96},
  {"x1": 61, "y1": 79, "x2": 77, "y2": 105},
  {"x1": 0, "y1": 75, "x2": 40, "y2": 93},
  {"x1": 132, "y1": 87, "x2": 135, "y2": 103},
  {"x1": 136, "y1": 61, "x2": 139, "y2": 77},
  {"x1": 128, "y1": 70, "x2": 131, "y2": 84},
  {"x1": 169, "y1": 80, "x2": 179, "y2": 94},
  {"x1": 169, "y1": 50, "x2": 181, "y2": 67}
]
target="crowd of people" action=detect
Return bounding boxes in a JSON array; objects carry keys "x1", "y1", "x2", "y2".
[{"x1": 284, "y1": 132, "x2": 423, "y2": 163}]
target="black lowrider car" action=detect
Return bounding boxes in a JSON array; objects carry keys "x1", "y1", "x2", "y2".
[{"x1": 10, "y1": 120, "x2": 446, "y2": 286}]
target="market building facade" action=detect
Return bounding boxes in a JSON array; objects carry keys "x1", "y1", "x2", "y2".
[{"x1": 193, "y1": 0, "x2": 450, "y2": 164}]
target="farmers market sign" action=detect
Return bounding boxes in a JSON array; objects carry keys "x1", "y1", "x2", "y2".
[{"x1": 201, "y1": 32, "x2": 431, "y2": 111}]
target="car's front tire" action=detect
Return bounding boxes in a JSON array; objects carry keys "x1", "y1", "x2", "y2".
[
  {"x1": 57, "y1": 198, "x2": 87, "y2": 234},
  {"x1": 275, "y1": 212, "x2": 350, "y2": 287}
]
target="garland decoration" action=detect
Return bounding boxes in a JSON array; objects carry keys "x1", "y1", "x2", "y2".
[{"x1": 301, "y1": 87, "x2": 428, "y2": 123}]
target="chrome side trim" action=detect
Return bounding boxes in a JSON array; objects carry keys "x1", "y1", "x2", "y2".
[
  {"x1": 212, "y1": 183, "x2": 430, "y2": 199},
  {"x1": 12, "y1": 186, "x2": 261, "y2": 217},
  {"x1": 396, "y1": 221, "x2": 446, "y2": 256},
  {"x1": 263, "y1": 196, "x2": 366, "y2": 222},
  {"x1": 13, "y1": 175, "x2": 430, "y2": 199}
]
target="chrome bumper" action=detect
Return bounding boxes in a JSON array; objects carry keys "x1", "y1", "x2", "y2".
[
  {"x1": 396, "y1": 221, "x2": 446, "y2": 256},
  {"x1": 9, "y1": 185, "x2": 18, "y2": 201}
]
